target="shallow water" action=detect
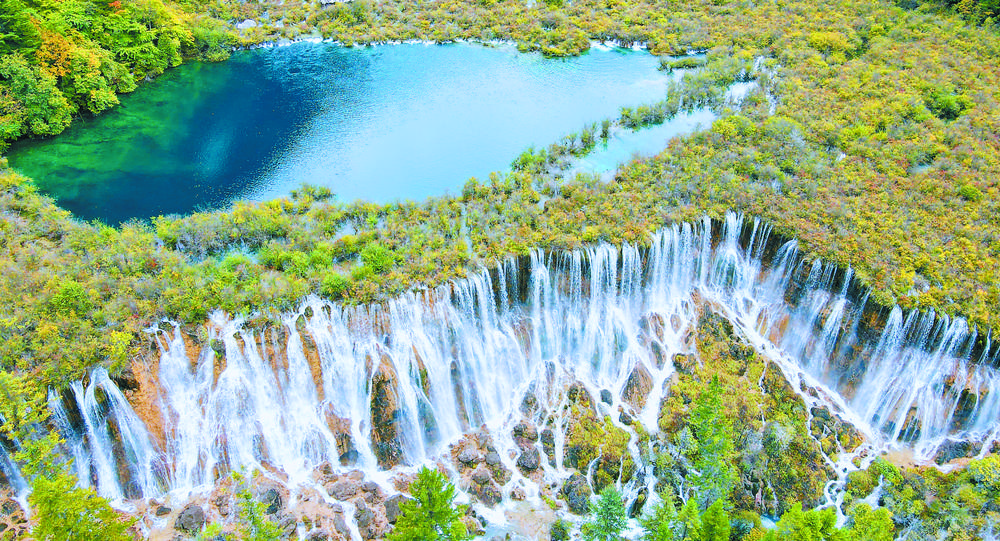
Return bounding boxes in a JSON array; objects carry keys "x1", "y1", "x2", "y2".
[{"x1": 7, "y1": 42, "x2": 677, "y2": 224}]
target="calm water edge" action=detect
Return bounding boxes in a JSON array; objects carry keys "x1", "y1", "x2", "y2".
[{"x1": 8, "y1": 42, "x2": 677, "y2": 224}]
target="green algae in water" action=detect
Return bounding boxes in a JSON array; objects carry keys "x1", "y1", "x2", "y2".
[{"x1": 8, "y1": 42, "x2": 674, "y2": 224}]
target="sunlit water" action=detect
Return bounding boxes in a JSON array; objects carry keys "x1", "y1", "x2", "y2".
[{"x1": 6, "y1": 42, "x2": 678, "y2": 223}]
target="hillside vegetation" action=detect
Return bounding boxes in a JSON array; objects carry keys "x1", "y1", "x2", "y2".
[
  {"x1": 0, "y1": 0, "x2": 237, "y2": 151},
  {"x1": 2, "y1": 0, "x2": 998, "y2": 387}
]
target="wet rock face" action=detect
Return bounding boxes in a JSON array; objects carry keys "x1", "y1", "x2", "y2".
[
  {"x1": 451, "y1": 430, "x2": 512, "y2": 507},
  {"x1": 175, "y1": 503, "x2": 205, "y2": 534},
  {"x1": 561, "y1": 472, "x2": 592, "y2": 515},
  {"x1": 370, "y1": 355, "x2": 404, "y2": 469},
  {"x1": 323, "y1": 408, "x2": 358, "y2": 467},
  {"x1": 935, "y1": 440, "x2": 976, "y2": 464},
  {"x1": 622, "y1": 362, "x2": 653, "y2": 410}
]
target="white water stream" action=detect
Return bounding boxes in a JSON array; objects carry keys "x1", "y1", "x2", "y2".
[{"x1": 5, "y1": 213, "x2": 999, "y2": 515}]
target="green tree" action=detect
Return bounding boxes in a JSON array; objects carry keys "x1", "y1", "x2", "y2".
[
  {"x1": 762, "y1": 504, "x2": 844, "y2": 541},
  {"x1": 0, "y1": 0, "x2": 41, "y2": 55},
  {"x1": 29, "y1": 472, "x2": 135, "y2": 541},
  {"x1": 640, "y1": 494, "x2": 679, "y2": 541},
  {"x1": 388, "y1": 466, "x2": 469, "y2": 541},
  {"x1": 0, "y1": 53, "x2": 72, "y2": 136},
  {"x1": 688, "y1": 376, "x2": 736, "y2": 507},
  {"x1": 236, "y1": 488, "x2": 281, "y2": 541},
  {"x1": 676, "y1": 499, "x2": 702, "y2": 540},
  {"x1": 845, "y1": 504, "x2": 893, "y2": 541},
  {"x1": 0, "y1": 373, "x2": 134, "y2": 541},
  {"x1": 583, "y1": 486, "x2": 628, "y2": 541},
  {"x1": 700, "y1": 499, "x2": 730, "y2": 541}
]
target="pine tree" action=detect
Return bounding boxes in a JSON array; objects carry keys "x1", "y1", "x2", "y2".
[
  {"x1": 762, "y1": 504, "x2": 844, "y2": 541},
  {"x1": 583, "y1": 486, "x2": 628, "y2": 541},
  {"x1": 688, "y1": 375, "x2": 737, "y2": 508},
  {"x1": 676, "y1": 498, "x2": 702, "y2": 541},
  {"x1": 387, "y1": 466, "x2": 469, "y2": 541},
  {"x1": 640, "y1": 493, "x2": 679, "y2": 541},
  {"x1": 700, "y1": 499, "x2": 731, "y2": 541}
]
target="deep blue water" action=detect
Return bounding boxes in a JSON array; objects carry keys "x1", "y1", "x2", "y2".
[{"x1": 7, "y1": 42, "x2": 675, "y2": 224}]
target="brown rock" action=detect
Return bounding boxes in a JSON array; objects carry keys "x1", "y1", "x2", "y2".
[
  {"x1": 672, "y1": 353, "x2": 698, "y2": 375},
  {"x1": 622, "y1": 362, "x2": 653, "y2": 410},
  {"x1": 384, "y1": 494, "x2": 411, "y2": 524},
  {"x1": 327, "y1": 479, "x2": 360, "y2": 501},
  {"x1": 175, "y1": 504, "x2": 205, "y2": 534}
]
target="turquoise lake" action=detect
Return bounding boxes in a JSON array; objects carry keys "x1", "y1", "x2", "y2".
[{"x1": 7, "y1": 42, "x2": 691, "y2": 224}]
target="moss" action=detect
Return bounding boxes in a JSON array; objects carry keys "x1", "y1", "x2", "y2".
[{"x1": 656, "y1": 307, "x2": 836, "y2": 515}]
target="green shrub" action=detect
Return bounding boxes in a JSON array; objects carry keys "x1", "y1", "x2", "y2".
[
  {"x1": 360, "y1": 242, "x2": 397, "y2": 274},
  {"x1": 321, "y1": 273, "x2": 350, "y2": 300},
  {"x1": 957, "y1": 184, "x2": 983, "y2": 201}
]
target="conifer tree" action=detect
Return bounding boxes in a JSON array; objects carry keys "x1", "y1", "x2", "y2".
[
  {"x1": 700, "y1": 499, "x2": 731, "y2": 541},
  {"x1": 583, "y1": 486, "x2": 628, "y2": 541},
  {"x1": 388, "y1": 466, "x2": 469, "y2": 541},
  {"x1": 688, "y1": 376, "x2": 736, "y2": 508}
]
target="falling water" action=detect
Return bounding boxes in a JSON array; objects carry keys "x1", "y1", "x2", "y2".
[{"x1": 11, "y1": 212, "x2": 1000, "y2": 504}]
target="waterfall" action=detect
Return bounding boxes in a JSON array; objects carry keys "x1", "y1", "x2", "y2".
[{"x1": 7, "y1": 212, "x2": 1000, "y2": 503}]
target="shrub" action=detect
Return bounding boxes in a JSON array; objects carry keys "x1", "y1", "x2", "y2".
[
  {"x1": 360, "y1": 242, "x2": 397, "y2": 274},
  {"x1": 321, "y1": 272, "x2": 350, "y2": 300}
]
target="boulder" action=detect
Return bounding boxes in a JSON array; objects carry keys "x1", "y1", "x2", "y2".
[
  {"x1": 935, "y1": 440, "x2": 975, "y2": 464},
  {"x1": 305, "y1": 528, "x2": 332, "y2": 541},
  {"x1": 327, "y1": 479, "x2": 360, "y2": 501},
  {"x1": 175, "y1": 504, "x2": 205, "y2": 534},
  {"x1": 458, "y1": 442, "x2": 483, "y2": 465},
  {"x1": 332, "y1": 511, "x2": 351, "y2": 538},
  {"x1": 513, "y1": 421, "x2": 538, "y2": 443},
  {"x1": 561, "y1": 473, "x2": 592, "y2": 515},
  {"x1": 470, "y1": 464, "x2": 492, "y2": 486},
  {"x1": 517, "y1": 447, "x2": 541, "y2": 472},
  {"x1": 672, "y1": 353, "x2": 698, "y2": 375},
  {"x1": 384, "y1": 494, "x2": 411, "y2": 524},
  {"x1": 257, "y1": 487, "x2": 282, "y2": 515},
  {"x1": 622, "y1": 363, "x2": 653, "y2": 410}
]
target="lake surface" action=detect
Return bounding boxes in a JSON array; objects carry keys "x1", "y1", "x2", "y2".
[{"x1": 7, "y1": 42, "x2": 677, "y2": 224}]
